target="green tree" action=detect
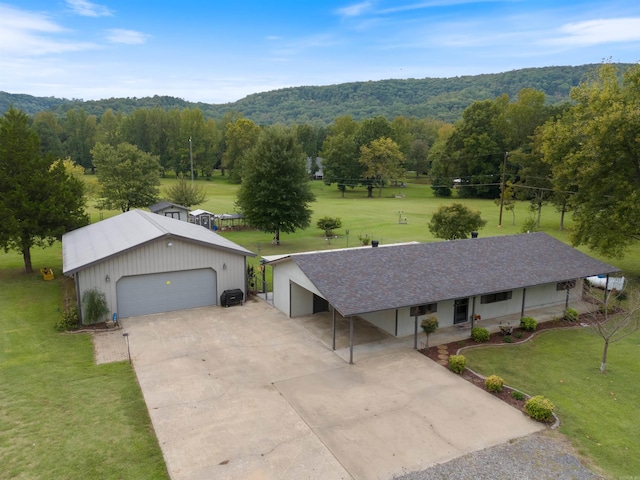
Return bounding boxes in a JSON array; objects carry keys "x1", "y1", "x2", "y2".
[
  {"x1": 316, "y1": 216, "x2": 342, "y2": 237},
  {"x1": 538, "y1": 64, "x2": 640, "y2": 257},
  {"x1": 0, "y1": 107, "x2": 89, "y2": 273},
  {"x1": 164, "y1": 177, "x2": 206, "y2": 208},
  {"x1": 91, "y1": 142, "x2": 161, "y2": 212},
  {"x1": 32, "y1": 111, "x2": 64, "y2": 158},
  {"x1": 62, "y1": 108, "x2": 97, "y2": 171},
  {"x1": 359, "y1": 137, "x2": 405, "y2": 197},
  {"x1": 223, "y1": 118, "x2": 261, "y2": 183},
  {"x1": 236, "y1": 126, "x2": 315, "y2": 245},
  {"x1": 320, "y1": 132, "x2": 362, "y2": 197},
  {"x1": 428, "y1": 203, "x2": 487, "y2": 240}
]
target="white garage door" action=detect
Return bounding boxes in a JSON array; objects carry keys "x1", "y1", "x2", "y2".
[{"x1": 117, "y1": 268, "x2": 217, "y2": 318}]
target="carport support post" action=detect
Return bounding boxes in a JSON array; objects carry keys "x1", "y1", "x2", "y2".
[
  {"x1": 332, "y1": 309, "x2": 336, "y2": 350},
  {"x1": 349, "y1": 316, "x2": 354, "y2": 364},
  {"x1": 414, "y1": 315, "x2": 418, "y2": 349},
  {"x1": 521, "y1": 288, "x2": 527, "y2": 318}
]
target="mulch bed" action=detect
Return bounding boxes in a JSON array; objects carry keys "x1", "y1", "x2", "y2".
[{"x1": 419, "y1": 317, "x2": 583, "y2": 413}]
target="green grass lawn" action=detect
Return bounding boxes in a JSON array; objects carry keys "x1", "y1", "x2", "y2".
[
  {"x1": 0, "y1": 248, "x2": 168, "y2": 480},
  {"x1": 2, "y1": 175, "x2": 638, "y2": 478},
  {"x1": 463, "y1": 328, "x2": 640, "y2": 479}
]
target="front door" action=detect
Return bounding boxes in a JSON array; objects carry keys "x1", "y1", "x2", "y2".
[{"x1": 454, "y1": 298, "x2": 468, "y2": 324}]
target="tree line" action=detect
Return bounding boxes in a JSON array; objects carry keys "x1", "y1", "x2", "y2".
[
  {"x1": 1, "y1": 63, "x2": 639, "y2": 273},
  {"x1": 3, "y1": 64, "x2": 633, "y2": 124}
]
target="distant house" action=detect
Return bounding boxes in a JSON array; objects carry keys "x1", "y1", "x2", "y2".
[
  {"x1": 149, "y1": 201, "x2": 189, "y2": 222},
  {"x1": 62, "y1": 210, "x2": 255, "y2": 321},
  {"x1": 264, "y1": 232, "x2": 618, "y2": 350},
  {"x1": 307, "y1": 157, "x2": 323, "y2": 180}
]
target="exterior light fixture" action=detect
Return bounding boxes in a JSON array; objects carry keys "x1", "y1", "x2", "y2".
[
  {"x1": 105, "y1": 274, "x2": 110, "y2": 282},
  {"x1": 223, "y1": 263, "x2": 227, "y2": 270},
  {"x1": 167, "y1": 241, "x2": 173, "y2": 247}
]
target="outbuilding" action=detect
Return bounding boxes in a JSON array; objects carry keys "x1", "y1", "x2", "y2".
[
  {"x1": 148, "y1": 201, "x2": 190, "y2": 222},
  {"x1": 265, "y1": 232, "x2": 619, "y2": 361},
  {"x1": 63, "y1": 209, "x2": 255, "y2": 322}
]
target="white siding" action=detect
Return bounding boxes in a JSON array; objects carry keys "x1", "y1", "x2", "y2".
[
  {"x1": 272, "y1": 260, "x2": 322, "y2": 317},
  {"x1": 290, "y1": 282, "x2": 314, "y2": 316},
  {"x1": 360, "y1": 310, "x2": 397, "y2": 336},
  {"x1": 77, "y1": 237, "x2": 246, "y2": 321}
]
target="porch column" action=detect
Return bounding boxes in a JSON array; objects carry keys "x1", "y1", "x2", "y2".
[
  {"x1": 332, "y1": 308, "x2": 336, "y2": 351},
  {"x1": 349, "y1": 316, "x2": 354, "y2": 365},
  {"x1": 471, "y1": 297, "x2": 476, "y2": 328},
  {"x1": 414, "y1": 315, "x2": 418, "y2": 349},
  {"x1": 521, "y1": 288, "x2": 527, "y2": 318}
]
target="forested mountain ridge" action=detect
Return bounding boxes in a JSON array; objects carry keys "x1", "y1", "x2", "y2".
[{"x1": 0, "y1": 64, "x2": 632, "y2": 124}]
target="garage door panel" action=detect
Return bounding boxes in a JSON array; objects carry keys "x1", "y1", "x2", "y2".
[{"x1": 117, "y1": 268, "x2": 217, "y2": 318}]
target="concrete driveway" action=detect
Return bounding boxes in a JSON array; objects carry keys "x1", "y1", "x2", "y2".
[{"x1": 123, "y1": 298, "x2": 543, "y2": 480}]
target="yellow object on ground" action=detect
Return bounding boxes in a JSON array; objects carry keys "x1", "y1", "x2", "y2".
[{"x1": 40, "y1": 268, "x2": 54, "y2": 280}]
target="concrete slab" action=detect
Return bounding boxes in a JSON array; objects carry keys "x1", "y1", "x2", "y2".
[
  {"x1": 275, "y1": 349, "x2": 543, "y2": 480},
  {"x1": 123, "y1": 298, "x2": 543, "y2": 480}
]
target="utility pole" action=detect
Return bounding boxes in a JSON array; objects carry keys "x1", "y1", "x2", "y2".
[
  {"x1": 189, "y1": 136, "x2": 194, "y2": 186},
  {"x1": 498, "y1": 151, "x2": 508, "y2": 227}
]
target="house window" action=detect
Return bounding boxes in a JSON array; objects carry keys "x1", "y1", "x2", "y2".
[
  {"x1": 480, "y1": 291, "x2": 512, "y2": 304},
  {"x1": 410, "y1": 303, "x2": 437, "y2": 316},
  {"x1": 556, "y1": 280, "x2": 576, "y2": 291}
]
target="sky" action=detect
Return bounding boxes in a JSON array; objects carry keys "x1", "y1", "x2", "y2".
[{"x1": 1, "y1": 0, "x2": 639, "y2": 104}]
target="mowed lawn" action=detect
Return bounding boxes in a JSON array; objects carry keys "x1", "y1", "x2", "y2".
[
  {"x1": 2, "y1": 176, "x2": 638, "y2": 478},
  {"x1": 0, "y1": 248, "x2": 168, "y2": 480},
  {"x1": 463, "y1": 328, "x2": 640, "y2": 479}
]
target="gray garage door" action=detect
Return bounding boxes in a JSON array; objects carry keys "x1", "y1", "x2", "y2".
[{"x1": 117, "y1": 268, "x2": 217, "y2": 318}]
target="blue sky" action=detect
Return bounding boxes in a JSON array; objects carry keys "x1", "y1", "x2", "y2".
[{"x1": 1, "y1": 0, "x2": 639, "y2": 104}]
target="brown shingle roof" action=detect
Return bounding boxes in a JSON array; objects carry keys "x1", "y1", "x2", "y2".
[{"x1": 289, "y1": 232, "x2": 619, "y2": 317}]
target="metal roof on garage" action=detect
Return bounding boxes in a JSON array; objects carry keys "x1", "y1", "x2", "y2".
[
  {"x1": 278, "y1": 232, "x2": 619, "y2": 317},
  {"x1": 63, "y1": 209, "x2": 255, "y2": 275}
]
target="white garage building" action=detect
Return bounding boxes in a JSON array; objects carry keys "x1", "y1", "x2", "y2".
[{"x1": 63, "y1": 209, "x2": 255, "y2": 322}]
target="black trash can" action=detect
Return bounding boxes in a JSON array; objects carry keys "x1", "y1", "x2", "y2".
[{"x1": 220, "y1": 289, "x2": 244, "y2": 307}]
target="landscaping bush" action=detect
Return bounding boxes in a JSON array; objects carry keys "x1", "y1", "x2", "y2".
[
  {"x1": 471, "y1": 326, "x2": 490, "y2": 342},
  {"x1": 564, "y1": 308, "x2": 579, "y2": 322},
  {"x1": 503, "y1": 335, "x2": 513, "y2": 343},
  {"x1": 514, "y1": 331, "x2": 523, "y2": 339},
  {"x1": 520, "y1": 316, "x2": 538, "y2": 331},
  {"x1": 485, "y1": 375, "x2": 504, "y2": 393},
  {"x1": 448, "y1": 355, "x2": 466, "y2": 374},
  {"x1": 81, "y1": 288, "x2": 109, "y2": 325},
  {"x1": 420, "y1": 315, "x2": 439, "y2": 349},
  {"x1": 511, "y1": 390, "x2": 526, "y2": 401},
  {"x1": 55, "y1": 305, "x2": 79, "y2": 331},
  {"x1": 525, "y1": 395, "x2": 555, "y2": 422}
]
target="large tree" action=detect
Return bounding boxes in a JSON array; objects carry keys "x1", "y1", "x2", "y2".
[
  {"x1": 222, "y1": 118, "x2": 261, "y2": 183},
  {"x1": 0, "y1": 108, "x2": 88, "y2": 273},
  {"x1": 320, "y1": 132, "x2": 362, "y2": 197},
  {"x1": 538, "y1": 64, "x2": 640, "y2": 257},
  {"x1": 428, "y1": 203, "x2": 487, "y2": 240},
  {"x1": 236, "y1": 126, "x2": 315, "y2": 245},
  {"x1": 91, "y1": 142, "x2": 161, "y2": 212},
  {"x1": 359, "y1": 137, "x2": 405, "y2": 197}
]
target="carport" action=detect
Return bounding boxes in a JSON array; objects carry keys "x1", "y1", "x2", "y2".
[{"x1": 265, "y1": 233, "x2": 619, "y2": 363}]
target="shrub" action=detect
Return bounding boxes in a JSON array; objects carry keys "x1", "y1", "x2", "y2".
[
  {"x1": 55, "y1": 305, "x2": 79, "y2": 331},
  {"x1": 511, "y1": 390, "x2": 526, "y2": 401},
  {"x1": 81, "y1": 288, "x2": 109, "y2": 325},
  {"x1": 485, "y1": 375, "x2": 504, "y2": 393},
  {"x1": 564, "y1": 308, "x2": 579, "y2": 322},
  {"x1": 420, "y1": 316, "x2": 439, "y2": 349},
  {"x1": 502, "y1": 335, "x2": 513, "y2": 343},
  {"x1": 525, "y1": 395, "x2": 555, "y2": 422},
  {"x1": 520, "y1": 316, "x2": 537, "y2": 331},
  {"x1": 316, "y1": 216, "x2": 342, "y2": 237},
  {"x1": 471, "y1": 327, "x2": 490, "y2": 342},
  {"x1": 514, "y1": 331, "x2": 523, "y2": 339},
  {"x1": 448, "y1": 355, "x2": 466, "y2": 374}
]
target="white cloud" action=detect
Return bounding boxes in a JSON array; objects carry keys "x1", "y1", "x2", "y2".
[
  {"x1": 0, "y1": 4, "x2": 96, "y2": 55},
  {"x1": 106, "y1": 28, "x2": 150, "y2": 45},
  {"x1": 545, "y1": 17, "x2": 640, "y2": 46},
  {"x1": 336, "y1": 1, "x2": 373, "y2": 18},
  {"x1": 66, "y1": 0, "x2": 113, "y2": 17}
]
